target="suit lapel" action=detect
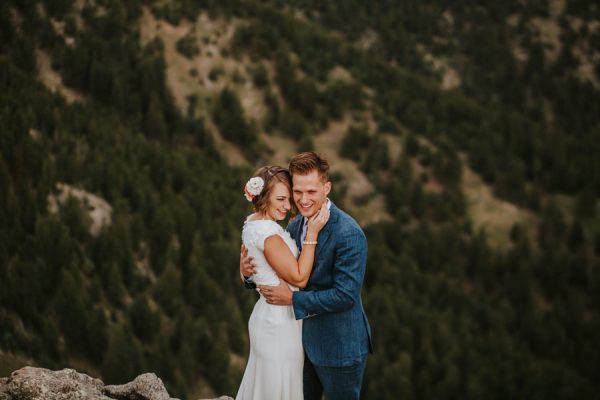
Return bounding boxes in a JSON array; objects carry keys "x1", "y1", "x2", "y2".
[
  {"x1": 315, "y1": 202, "x2": 339, "y2": 260},
  {"x1": 315, "y1": 223, "x2": 332, "y2": 260}
]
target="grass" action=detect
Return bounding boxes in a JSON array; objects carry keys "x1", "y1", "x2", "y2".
[
  {"x1": 140, "y1": 6, "x2": 273, "y2": 166},
  {"x1": 461, "y1": 161, "x2": 537, "y2": 249}
]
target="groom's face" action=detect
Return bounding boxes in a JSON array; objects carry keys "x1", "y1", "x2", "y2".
[{"x1": 292, "y1": 170, "x2": 331, "y2": 218}]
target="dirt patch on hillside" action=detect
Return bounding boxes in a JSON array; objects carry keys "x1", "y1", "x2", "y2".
[
  {"x1": 530, "y1": 17, "x2": 562, "y2": 63},
  {"x1": 260, "y1": 133, "x2": 297, "y2": 167},
  {"x1": 382, "y1": 134, "x2": 403, "y2": 165},
  {"x1": 315, "y1": 116, "x2": 392, "y2": 225},
  {"x1": 419, "y1": 46, "x2": 461, "y2": 91},
  {"x1": 140, "y1": 7, "x2": 274, "y2": 165},
  {"x1": 203, "y1": 118, "x2": 249, "y2": 167},
  {"x1": 48, "y1": 182, "x2": 112, "y2": 237},
  {"x1": 511, "y1": 6, "x2": 599, "y2": 86},
  {"x1": 462, "y1": 162, "x2": 537, "y2": 249},
  {"x1": 36, "y1": 49, "x2": 84, "y2": 103},
  {"x1": 549, "y1": 0, "x2": 567, "y2": 18}
]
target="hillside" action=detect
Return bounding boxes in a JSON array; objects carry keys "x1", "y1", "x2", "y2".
[{"x1": 1, "y1": 0, "x2": 599, "y2": 399}]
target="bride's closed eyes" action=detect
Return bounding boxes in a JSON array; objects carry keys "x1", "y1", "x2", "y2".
[{"x1": 264, "y1": 182, "x2": 292, "y2": 221}]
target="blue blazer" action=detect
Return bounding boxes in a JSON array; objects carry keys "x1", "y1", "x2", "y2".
[{"x1": 289, "y1": 201, "x2": 373, "y2": 367}]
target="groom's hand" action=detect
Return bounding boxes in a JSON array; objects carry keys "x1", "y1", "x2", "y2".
[
  {"x1": 240, "y1": 245, "x2": 256, "y2": 280},
  {"x1": 258, "y1": 281, "x2": 293, "y2": 305}
]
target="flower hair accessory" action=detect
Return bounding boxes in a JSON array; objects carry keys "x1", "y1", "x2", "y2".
[{"x1": 244, "y1": 176, "x2": 265, "y2": 202}]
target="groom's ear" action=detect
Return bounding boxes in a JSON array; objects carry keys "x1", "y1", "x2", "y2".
[{"x1": 324, "y1": 181, "x2": 332, "y2": 195}]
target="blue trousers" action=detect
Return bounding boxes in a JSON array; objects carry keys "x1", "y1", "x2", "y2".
[{"x1": 303, "y1": 353, "x2": 367, "y2": 400}]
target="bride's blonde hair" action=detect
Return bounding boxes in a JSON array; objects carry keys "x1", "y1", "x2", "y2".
[{"x1": 250, "y1": 166, "x2": 296, "y2": 216}]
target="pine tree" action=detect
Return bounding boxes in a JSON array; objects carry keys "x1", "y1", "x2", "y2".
[
  {"x1": 575, "y1": 188, "x2": 597, "y2": 219},
  {"x1": 106, "y1": 262, "x2": 125, "y2": 306},
  {"x1": 85, "y1": 307, "x2": 108, "y2": 363},
  {"x1": 213, "y1": 87, "x2": 257, "y2": 151},
  {"x1": 153, "y1": 260, "x2": 182, "y2": 315},
  {"x1": 102, "y1": 325, "x2": 143, "y2": 384},
  {"x1": 144, "y1": 93, "x2": 168, "y2": 142},
  {"x1": 128, "y1": 294, "x2": 160, "y2": 343},
  {"x1": 0, "y1": 153, "x2": 11, "y2": 206},
  {"x1": 54, "y1": 269, "x2": 89, "y2": 352},
  {"x1": 60, "y1": 196, "x2": 92, "y2": 240}
]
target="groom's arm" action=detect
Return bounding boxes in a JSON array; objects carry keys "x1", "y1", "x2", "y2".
[
  {"x1": 240, "y1": 245, "x2": 257, "y2": 289},
  {"x1": 291, "y1": 228, "x2": 367, "y2": 319}
]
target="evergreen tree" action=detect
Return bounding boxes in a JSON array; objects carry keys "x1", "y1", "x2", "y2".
[
  {"x1": 4, "y1": 257, "x2": 45, "y2": 324},
  {"x1": 279, "y1": 110, "x2": 308, "y2": 140},
  {"x1": 86, "y1": 307, "x2": 108, "y2": 364},
  {"x1": 54, "y1": 269, "x2": 89, "y2": 353},
  {"x1": 153, "y1": 260, "x2": 182, "y2": 315},
  {"x1": 575, "y1": 188, "x2": 597, "y2": 219},
  {"x1": 0, "y1": 153, "x2": 11, "y2": 206},
  {"x1": 128, "y1": 294, "x2": 160, "y2": 343},
  {"x1": 102, "y1": 324, "x2": 143, "y2": 384},
  {"x1": 60, "y1": 196, "x2": 92, "y2": 240},
  {"x1": 144, "y1": 93, "x2": 168, "y2": 142},
  {"x1": 105, "y1": 262, "x2": 125, "y2": 306},
  {"x1": 213, "y1": 87, "x2": 258, "y2": 154},
  {"x1": 539, "y1": 201, "x2": 567, "y2": 251}
]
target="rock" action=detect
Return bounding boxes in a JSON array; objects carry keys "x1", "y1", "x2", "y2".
[
  {"x1": 103, "y1": 373, "x2": 169, "y2": 400},
  {"x1": 0, "y1": 377, "x2": 12, "y2": 400},
  {"x1": 0, "y1": 367, "x2": 231, "y2": 400},
  {"x1": 5, "y1": 367, "x2": 110, "y2": 399},
  {"x1": 47, "y1": 182, "x2": 113, "y2": 237}
]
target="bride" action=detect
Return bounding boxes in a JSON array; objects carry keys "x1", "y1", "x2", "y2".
[{"x1": 236, "y1": 165, "x2": 329, "y2": 400}]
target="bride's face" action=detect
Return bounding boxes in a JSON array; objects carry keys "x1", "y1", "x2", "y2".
[{"x1": 265, "y1": 182, "x2": 292, "y2": 221}]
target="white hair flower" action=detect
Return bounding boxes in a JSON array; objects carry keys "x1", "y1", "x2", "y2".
[{"x1": 244, "y1": 176, "x2": 265, "y2": 202}]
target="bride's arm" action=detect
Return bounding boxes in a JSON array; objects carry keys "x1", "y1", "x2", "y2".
[
  {"x1": 263, "y1": 207, "x2": 329, "y2": 288},
  {"x1": 263, "y1": 235, "x2": 315, "y2": 288}
]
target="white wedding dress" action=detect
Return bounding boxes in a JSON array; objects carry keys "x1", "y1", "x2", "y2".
[{"x1": 236, "y1": 217, "x2": 303, "y2": 400}]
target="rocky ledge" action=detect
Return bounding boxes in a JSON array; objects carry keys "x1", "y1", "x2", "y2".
[{"x1": 0, "y1": 367, "x2": 232, "y2": 400}]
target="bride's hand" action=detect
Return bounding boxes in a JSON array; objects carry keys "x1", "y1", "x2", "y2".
[{"x1": 307, "y1": 203, "x2": 330, "y2": 235}]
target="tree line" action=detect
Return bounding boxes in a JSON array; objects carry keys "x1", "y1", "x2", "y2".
[{"x1": 0, "y1": 0, "x2": 598, "y2": 399}]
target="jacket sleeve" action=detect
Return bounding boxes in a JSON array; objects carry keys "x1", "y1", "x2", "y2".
[
  {"x1": 243, "y1": 276, "x2": 257, "y2": 289},
  {"x1": 292, "y1": 228, "x2": 367, "y2": 319}
]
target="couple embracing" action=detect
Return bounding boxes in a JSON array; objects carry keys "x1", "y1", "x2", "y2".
[{"x1": 236, "y1": 152, "x2": 373, "y2": 400}]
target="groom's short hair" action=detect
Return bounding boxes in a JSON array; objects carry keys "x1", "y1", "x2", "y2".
[{"x1": 289, "y1": 152, "x2": 330, "y2": 182}]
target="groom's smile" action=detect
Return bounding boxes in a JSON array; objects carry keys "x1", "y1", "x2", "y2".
[{"x1": 292, "y1": 170, "x2": 331, "y2": 218}]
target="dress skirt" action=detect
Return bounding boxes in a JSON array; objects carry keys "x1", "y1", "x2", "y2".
[{"x1": 236, "y1": 293, "x2": 304, "y2": 400}]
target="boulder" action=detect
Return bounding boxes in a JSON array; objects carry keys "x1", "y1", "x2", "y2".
[
  {"x1": 103, "y1": 373, "x2": 169, "y2": 400},
  {"x1": 0, "y1": 376, "x2": 12, "y2": 400},
  {"x1": 4, "y1": 367, "x2": 110, "y2": 399},
  {"x1": 0, "y1": 367, "x2": 232, "y2": 400}
]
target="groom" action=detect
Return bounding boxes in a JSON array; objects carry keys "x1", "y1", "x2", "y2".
[{"x1": 241, "y1": 151, "x2": 373, "y2": 400}]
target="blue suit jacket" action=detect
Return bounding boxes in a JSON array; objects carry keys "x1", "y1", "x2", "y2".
[{"x1": 289, "y1": 201, "x2": 373, "y2": 367}]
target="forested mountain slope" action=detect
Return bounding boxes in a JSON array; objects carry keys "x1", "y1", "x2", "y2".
[{"x1": 1, "y1": 1, "x2": 599, "y2": 399}]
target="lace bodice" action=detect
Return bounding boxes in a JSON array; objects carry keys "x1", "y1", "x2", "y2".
[{"x1": 242, "y1": 216, "x2": 299, "y2": 286}]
